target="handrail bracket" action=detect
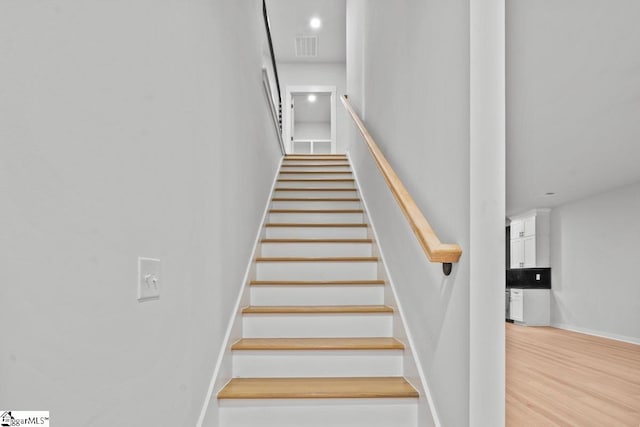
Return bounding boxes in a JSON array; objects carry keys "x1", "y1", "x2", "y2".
[{"x1": 442, "y1": 263, "x2": 453, "y2": 276}]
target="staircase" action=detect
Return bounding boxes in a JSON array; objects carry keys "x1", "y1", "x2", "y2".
[{"x1": 217, "y1": 154, "x2": 420, "y2": 427}]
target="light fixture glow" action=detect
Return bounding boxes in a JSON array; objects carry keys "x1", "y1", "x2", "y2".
[
  {"x1": 309, "y1": 17, "x2": 322, "y2": 29},
  {"x1": 307, "y1": 94, "x2": 317, "y2": 103}
]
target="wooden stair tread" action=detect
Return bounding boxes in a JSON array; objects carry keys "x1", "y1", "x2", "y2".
[
  {"x1": 283, "y1": 161, "x2": 348, "y2": 163},
  {"x1": 271, "y1": 197, "x2": 360, "y2": 202},
  {"x1": 284, "y1": 153, "x2": 347, "y2": 159},
  {"x1": 261, "y1": 238, "x2": 372, "y2": 243},
  {"x1": 242, "y1": 305, "x2": 393, "y2": 314},
  {"x1": 284, "y1": 157, "x2": 348, "y2": 160},
  {"x1": 277, "y1": 179, "x2": 355, "y2": 182},
  {"x1": 281, "y1": 164, "x2": 350, "y2": 168},
  {"x1": 232, "y1": 337, "x2": 404, "y2": 351},
  {"x1": 269, "y1": 209, "x2": 364, "y2": 213},
  {"x1": 265, "y1": 223, "x2": 367, "y2": 227},
  {"x1": 275, "y1": 188, "x2": 357, "y2": 192},
  {"x1": 255, "y1": 257, "x2": 378, "y2": 262},
  {"x1": 279, "y1": 171, "x2": 353, "y2": 174},
  {"x1": 250, "y1": 280, "x2": 385, "y2": 286},
  {"x1": 282, "y1": 163, "x2": 351, "y2": 168},
  {"x1": 217, "y1": 377, "x2": 418, "y2": 399}
]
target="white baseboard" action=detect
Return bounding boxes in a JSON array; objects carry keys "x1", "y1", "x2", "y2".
[{"x1": 551, "y1": 323, "x2": 640, "y2": 346}]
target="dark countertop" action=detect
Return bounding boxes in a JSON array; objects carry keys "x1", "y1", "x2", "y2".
[{"x1": 506, "y1": 267, "x2": 551, "y2": 289}]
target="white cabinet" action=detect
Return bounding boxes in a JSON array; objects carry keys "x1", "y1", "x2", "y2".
[
  {"x1": 510, "y1": 232, "x2": 536, "y2": 269},
  {"x1": 509, "y1": 288, "x2": 550, "y2": 326},
  {"x1": 509, "y1": 210, "x2": 550, "y2": 269},
  {"x1": 510, "y1": 240, "x2": 523, "y2": 269},
  {"x1": 510, "y1": 216, "x2": 535, "y2": 240},
  {"x1": 523, "y1": 216, "x2": 536, "y2": 237},
  {"x1": 523, "y1": 236, "x2": 536, "y2": 267},
  {"x1": 510, "y1": 220, "x2": 523, "y2": 240},
  {"x1": 510, "y1": 289, "x2": 524, "y2": 322}
]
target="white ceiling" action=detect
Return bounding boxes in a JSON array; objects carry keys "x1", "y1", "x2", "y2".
[
  {"x1": 265, "y1": 0, "x2": 346, "y2": 63},
  {"x1": 293, "y1": 93, "x2": 331, "y2": 122},
  {"x1": 506, "y1": 1, "x2": 640, "y2": 216}
]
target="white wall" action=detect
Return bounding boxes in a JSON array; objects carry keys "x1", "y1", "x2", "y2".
[
  {"x1": 346, "y1": 0, "x2": 365, "y2": 120},
  {"x1": 506, "y1": 0, "x2": 640, "y2": 215},
  {"x1": 0, "y1": 1, "x2": 281, "y2": 426},
  {"x1": 550, "y1": 181, "x2": 640, "y2": 344},
  {"x1": 294, "y1": 122, "x2": 331, "y2": 140},
  {"x1": 346, "y1": 0, "x2": 504, "y2": 426},
  {"x1": 278, "y1": 62, "x2": 348, "y2": 152}
]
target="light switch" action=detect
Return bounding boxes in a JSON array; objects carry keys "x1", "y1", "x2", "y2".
[
  {"x1": 536, "y1": 273, "x2": 541, "y2": 281},
  {"x1": 138, "y1": 257, "x2": 160, "y2": 302}
]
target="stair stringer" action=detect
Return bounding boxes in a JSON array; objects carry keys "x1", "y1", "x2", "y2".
[
  {"x1": 348, "y1": 152, "x2": 440, "y2": 427},
  {"x1": 196, "y1": 158, "x2": 284, "y2": 427}
]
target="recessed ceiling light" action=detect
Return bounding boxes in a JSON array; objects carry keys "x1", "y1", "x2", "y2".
[
  {"x1": 309, "y1": 17, "x2": 322, "y2": 29},
  {"x1": 307, "y1": 94, "x2": 317, "y2": 102}
]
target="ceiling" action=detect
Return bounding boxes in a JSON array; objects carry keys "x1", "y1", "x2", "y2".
[
  {"x1": 293, "y1": 93, "x2": 331, "y2": 122},
  {"x1": 265, "y1": 0, "x2": 346, "y2": 63},
  {"x1": 506, "y1": 1, "x2": 640, "y2": 216}
]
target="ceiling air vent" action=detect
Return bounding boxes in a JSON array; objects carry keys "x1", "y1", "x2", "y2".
[{"x1": 295, "y1": 35, "x2": 318, "y2": 58}]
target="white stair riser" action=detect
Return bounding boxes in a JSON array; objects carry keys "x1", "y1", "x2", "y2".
[
  {"x1": 219, "y1": 399, "x2": 418, "y2": 427},
  {"x1": 271, "y1": 200, "x2": 361, "y2": 210},
  {"x1": 250, "y1": 285, "x2": 384, "y2": 306},
  {"x1": 269, "y1": 212, "x2": 364, "y2": 224},
  {"x1": 279, "y1": 173, "x2": 353, "y2": 179},
  {"x1": 265, "y1": 226, "x2": 368, "y2": 239},
  {"x1": 242, "y1": 314, "x2": 393, "y2": 338},
  {"x1": 232, "y1": 350, "x2": 403, "y2": 377},
  {"x1": 280, "y1": 167, "x2": 352, "y2": 173},
  {"x1": 256, "y1": 261, "x2": 378, "y2": 281},
  {"x1": 261, "y1": 242, "x2": 372, "y2": 257},
  {"x1": 274, "y1": 190, "x2": 358, "y2": 198},
  {"x1": 277, "y1": 180, "x2": 355, "y2": 189},
  {"x1": 279, "y1": 170, "x2": 352, "y2": 175}
]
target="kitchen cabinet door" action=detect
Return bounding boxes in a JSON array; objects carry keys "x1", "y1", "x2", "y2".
[
  {"x1": 510, "y1": 239, "x2": 523, "y2": 269},
  {"x1": 523, "y1": 216, "x2": 536, "y2": 237},
  {"x1": 523, "y1": 236, "x2": 536, "y2": 268},
  {"x1": 510, "y1": 220, "x2": 524, "y2": 240},
  {"x1": 510, "y1": 289, "x2": 523, "y2": 322}
]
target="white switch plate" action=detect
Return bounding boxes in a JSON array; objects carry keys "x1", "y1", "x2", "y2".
[{"x1": 138, "y1": 257, "x2": 161, "y2": 302}]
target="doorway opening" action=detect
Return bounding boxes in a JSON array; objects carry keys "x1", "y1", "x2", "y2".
[{"x1": 284, "y1": 85, "x2": 336, "y2": 154}]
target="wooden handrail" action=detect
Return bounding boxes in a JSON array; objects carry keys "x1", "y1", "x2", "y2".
[{"x1": 341, "y1": 95, "x2": 462, "y2": 272}]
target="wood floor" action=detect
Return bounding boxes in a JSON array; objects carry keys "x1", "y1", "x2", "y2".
[{"x1": 506, "y1": 323, "x2": 640, "y2": 426}]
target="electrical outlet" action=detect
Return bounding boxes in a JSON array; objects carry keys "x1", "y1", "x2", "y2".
[
  {"x1": 138, "y1": 257, "x2": 160, "y2": 302},
  {"x1": 536, "y1": 273, "x2": 541, "y2": 281}
]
